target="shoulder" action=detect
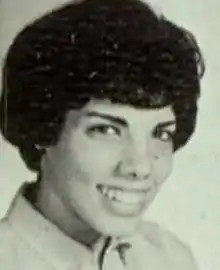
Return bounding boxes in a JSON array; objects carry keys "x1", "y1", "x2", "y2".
[
  {"x1": 0, "y1": 217, "x2": 45, "y2": 269},
  {"x1": 138, "y1": 221, "x2": 198, "y2": 270},
  {"x1": 0, "y1": 218, "x2": 20, "y2": 268},
  {"x1": 0, "y1": 217, "x2": 15, "y2": 245}
]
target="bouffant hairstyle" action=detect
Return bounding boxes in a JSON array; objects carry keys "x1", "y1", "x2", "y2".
[{"x1": 0, "y1": 0, "x2": 205, "y2": 172}]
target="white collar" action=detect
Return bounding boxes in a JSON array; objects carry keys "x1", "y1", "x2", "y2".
[
  {"x1": 5, "y1": 194, "x2": 136, "y2": 269},
  {"x1": 6, "y1": 195, "x2": 104, "y2": 269}
]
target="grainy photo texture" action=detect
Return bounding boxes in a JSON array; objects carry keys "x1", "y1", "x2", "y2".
[{"x1": 0, "y1": 0, "x2": 205, "y2": 269}]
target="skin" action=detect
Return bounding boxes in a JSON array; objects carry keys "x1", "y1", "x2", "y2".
[{"x1": 37, "y1": 99, "x2": 176, "y2": 242}]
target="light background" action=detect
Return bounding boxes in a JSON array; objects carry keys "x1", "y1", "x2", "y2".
[{"x1": 0, "y1": 0, "x2": 219, "y2": 269}]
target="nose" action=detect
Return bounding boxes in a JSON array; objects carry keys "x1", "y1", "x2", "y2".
[{"x1": 117, "y1": 144, "x2": 152, "y2": 181}]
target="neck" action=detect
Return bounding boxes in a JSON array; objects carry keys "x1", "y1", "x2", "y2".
[{"x1": 31, "y1": 178, "x2": 100, "y2": 248}]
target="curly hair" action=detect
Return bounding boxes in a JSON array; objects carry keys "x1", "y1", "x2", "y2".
[{"x1": 0, "y1": 0, "x2": 205, "y2": 172}]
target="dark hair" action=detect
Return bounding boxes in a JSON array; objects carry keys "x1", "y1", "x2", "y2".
[{"x1": 0, "y1": 0, "x2": 205, "y2": 172}]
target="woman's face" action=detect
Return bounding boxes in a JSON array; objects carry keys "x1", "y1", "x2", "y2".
[{"x1": 42, "y1": 99, "x2": 176, "y2": 236}]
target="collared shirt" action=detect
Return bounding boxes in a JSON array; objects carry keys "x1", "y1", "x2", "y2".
[{"x1": 0, "y1": 195, "x2": 198, "y2": 270}]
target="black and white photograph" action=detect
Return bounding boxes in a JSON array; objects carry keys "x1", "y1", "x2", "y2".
[{"x1": 0, "y1": 0, "x2": 219, "y2": 269}]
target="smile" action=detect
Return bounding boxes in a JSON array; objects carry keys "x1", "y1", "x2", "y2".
[{"x1": 97, "y1": 184, "x2": 148, "y2": 205}]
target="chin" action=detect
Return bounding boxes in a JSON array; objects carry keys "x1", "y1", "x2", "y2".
[{"x1": 93, "y1": 215, "x2": 142, "y2": 237}]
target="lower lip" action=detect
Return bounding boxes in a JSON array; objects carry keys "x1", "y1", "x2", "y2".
[{"x1": 97, "y1": 186, "x2": 148, "y2": 217}]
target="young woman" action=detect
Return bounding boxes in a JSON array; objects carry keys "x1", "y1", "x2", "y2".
[{"x1": 0, "y1": 0, "x2": 204, "y2": 269}]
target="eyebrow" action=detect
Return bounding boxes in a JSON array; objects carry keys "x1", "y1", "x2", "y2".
[
  {"x1": 156, "y1": 121, "x2": 176, "y2": 130},
  {"x1": 85, "y1": 111, "x2": 176, "y2": 130},
  {"x1": 85, "y1": 111, "x2": 128, "y2": 127}
]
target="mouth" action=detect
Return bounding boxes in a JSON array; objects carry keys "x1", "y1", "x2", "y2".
[{"x1": 96, "y1": 184, "x2": 148, "y2": 206}]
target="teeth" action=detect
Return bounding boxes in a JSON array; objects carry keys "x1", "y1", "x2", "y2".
[
  {"x1": 98, "y1": 185, "x2": 147, "y2": 204},
  {"x1": 115, "y1": 190, "x2": 145, "y2": 204},
  {"x1": 102, "y1": 186, "x2": 108, "y2": 196},
  {"x1": 98, "y1": 185, "x2": 108, "y2": 196},
  {"x1": 106, "y1": 189, "x2": 116, "y2": 200}
]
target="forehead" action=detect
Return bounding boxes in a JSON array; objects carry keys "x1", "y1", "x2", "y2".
[{"x1": 66, "y1": 99, "x2": 176, "y2": 127}]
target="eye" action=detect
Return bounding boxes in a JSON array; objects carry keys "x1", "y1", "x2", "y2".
[
  {"x1": 86, "y1": 124, "x2": 121, "y2": 137},
  {"x1": 153, "y1": 128, "x2": 174, "y2": 142}
]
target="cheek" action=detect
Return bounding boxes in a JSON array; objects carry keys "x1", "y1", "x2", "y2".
[
  {"x1": 152, "y1": 142, "x2": 173, "y2": 185},
  {"x1": 66, "y1": 134, "x2": 124, "y2": 180}
]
